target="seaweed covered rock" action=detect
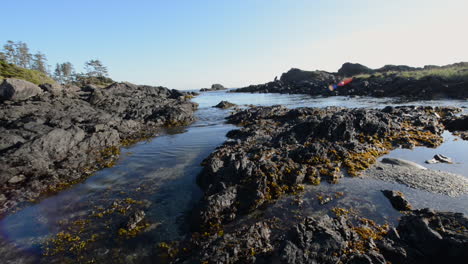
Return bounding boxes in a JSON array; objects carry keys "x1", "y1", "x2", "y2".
[
  {"x1": 277, "y1": 209, "x2": 468, "y2": 264},
  {"x1": 0, "y1": 82, "x2": 197, "y2": 215},
  {"x1": 214, "y1": 100, "x2": 237, "y2": 109},
  {"x1": 382, "y1": 190, "x2": 413, "y2": 211},
  {"x1": 392, "y1": 209, "x2": 468, "y2": 264},
  {"x1": 194, "y1": 106, "x2": 456, "y2": 229}
]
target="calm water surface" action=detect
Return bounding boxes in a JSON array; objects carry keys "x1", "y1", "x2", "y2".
[{"x1": 1, "y1": 90, "x2": 467, "y2": 262}]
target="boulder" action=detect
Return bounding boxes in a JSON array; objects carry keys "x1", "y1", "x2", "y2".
[
  {"x1": 0, "y1": 78, "x2": 43, "y2": 101},
  {"x1": 382, "y1": 190, "x2": 413, "y2": 211},
  {"x1": 39, "y1": 83, "x2": 63, "y2": 94},
  {"x1": 213, "y1": 100, "x2": 237, "y2": 109},
  {"x1": 425, "y1": 154, "x2": 453, "y2": 164},
  {"x1": 381, "y1": 158, "x2": 427, "y2": 170}
]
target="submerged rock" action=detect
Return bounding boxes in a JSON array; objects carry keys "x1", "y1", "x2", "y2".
[
  {"x1": 382, "y1": 190, "x2": 413, "y2": 211},
  {"x1": 425, "y1": 154, "x2": 453, "y2": 164},
  {"x1": 213, "y1": 100, "x2": 237, "y2": 109},
  {"x1": 127, "y1": 210, "x2": 146, "y2": 230}
]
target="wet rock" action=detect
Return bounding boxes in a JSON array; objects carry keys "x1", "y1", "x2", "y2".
[
  {"x1": 127, "y1": 210, "x2": 145, "y2": 230},
  {"x1": 425, "y1": 154, "x2": 453, "y2": 164},
  {"x1": 214, "y1": 100, "x2": 237, "y2": 109},
  {"x1": 182, "y1": 221, "x2": 273, "y2": 264},
  {"x1": 276, "y1": 209, "x2": 468, "y2": 264},
  {"x1": 393, "y1": 209, "x2": 468, "y2": 264},
  {"x1": 381, "y1": 158, "x2": 427, "y2": 170},
  {"x1": 365, "y1": 161, "x2": 467, "y2": 196},
  {"x1": 195, "y1": 106, "x2": 454, "y2": 228},
  {"x1": 0, "y1": 78, "x2": 43, "y2": 101},
  {"x1": 382, "y1": 190, "x2": 413, "y2": 211},
  {"x1": 0, "y1": 81, "x2": 197, "y2": 215},
  {"x1": 278, "y1": 215, "x2": 388, "y2": 264}
]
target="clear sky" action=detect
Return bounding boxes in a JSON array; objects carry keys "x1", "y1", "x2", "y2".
[{"x1": 2, "y1": 0, "x2": 467, "y2": 90}]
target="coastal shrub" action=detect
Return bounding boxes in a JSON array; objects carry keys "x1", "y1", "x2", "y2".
[
  {"x1": 354, "y1": 63, "x2": 468, "y2": 81},
  {"x1": 0, "y1": 59, "x2": 56, "y2": 85}
]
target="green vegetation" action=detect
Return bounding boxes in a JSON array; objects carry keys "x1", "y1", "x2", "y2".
[
  {"x1": 1, "y1": 40, "x2": 113, "y2": 87},
  {"x1": 73, "y1": 74, "x2": 114, "y2": 88},
  {"x1": 354, "y1": 63, "x2": 468, "y2": 81},
  {"x1": 0, "y1": 59, "x2": 56, "y2": 85}
]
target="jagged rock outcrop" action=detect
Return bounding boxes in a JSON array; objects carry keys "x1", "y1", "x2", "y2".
[
  {"x1": 233, "y1": 62, "x2": 468, "y2": 99},
  {"x1": 193, "y1": 105, "x2": 457, "y2": 229},
  {"x1": 0, "y1": 82, "x2": 197, "y2": 216},
  {"x1": 337, "y1": 62, "x2": 374, "y2": 76}
]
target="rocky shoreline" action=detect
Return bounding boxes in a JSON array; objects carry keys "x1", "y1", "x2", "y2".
[
  {"x1": 0, "y1": 79, "x2": 198, "y2": 216},
  {"x1": 171, "y1": 104, "x2": 468, "y2": 263},
  {"x1": 233, "y1": 62, "x2": 468, "y2": 100}
]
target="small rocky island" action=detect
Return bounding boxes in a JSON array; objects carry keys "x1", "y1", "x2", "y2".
[
  {"x1": 233, "y1": 62, "x2": 468, "y2": 99},
  {"x1": 200, "y1": 83, "x2": 227, "y2": 92}
]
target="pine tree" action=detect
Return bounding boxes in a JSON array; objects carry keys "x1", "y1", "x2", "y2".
[
  {"x1": 31, "y1": 52, "x2": 48, "y2": 74},
  {"x1": 84, "y1": 59, "x2": 108, "y2": 78}
]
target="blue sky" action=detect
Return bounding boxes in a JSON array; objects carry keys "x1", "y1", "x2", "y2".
[{"x1": 2, "y1": 0, "x2": 467, "y2": 89}]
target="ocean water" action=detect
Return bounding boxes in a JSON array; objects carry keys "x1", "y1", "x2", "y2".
[{"x1": 1, "y1": 90, "x2": 467, "y2": 262}]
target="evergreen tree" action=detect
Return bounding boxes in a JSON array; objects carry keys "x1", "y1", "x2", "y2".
[
  {"x1": 16, "y1": 42, "x2": 32, "y2": 68},
  {"x1": 3, "y1": 40, "x2": 17, "y2": 65},
  {"x1": 31, "y1": 52, "x2": 48, "y2": 74},
  {"x1": 84, "y1": 59, "x2": 108, "y2": 78}
]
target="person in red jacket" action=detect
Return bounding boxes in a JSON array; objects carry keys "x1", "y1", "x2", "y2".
[{"x1": 329, "y1": 77, "x2": 353, "y2": 91}]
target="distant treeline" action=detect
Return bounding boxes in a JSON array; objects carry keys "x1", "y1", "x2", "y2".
[{"x1": 0, "y1": 40, "x2": 113, "y2": 86}]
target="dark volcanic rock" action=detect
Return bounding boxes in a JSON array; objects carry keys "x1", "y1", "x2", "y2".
[
  {"x1": 182, "y1": 207, "x2": 468, "y2": 264},
  {"x1": 233, "y1": 62, "x2": 468, "y2": 100},
  {"x1": 382, "y1": 190, "x2": 413, "y2": 211},
  {"x1": 280, "y1": 68, "x2": 336, "y2": 84},
  {"x1": 194, "y1": 105, "x2": 455, "y2": 229},
  {"x1": 277, "y1": 209, "x2": 468, "y2": 264},
  {"x1": 181, "y1": 222, "x2": 273, "y2": 263},
  {"x1": 392, "y1": 209, "x2": 468, "y2": 264},
  {"x1": 214, "y1": 101, "x2": 237, "y2": 109},
  {"x1": 443, "y1": 114, "x2": 468, "y2": 140},
  {"x1": 337, "y1": 62, "x2": 375, "y2": 77},
  {"x1": 376, "y1": 64, "x2": 419, "y2": 72},
  {"x1": 0, "y1": 82, "x2": 197, "y2": 216},
  {"x1": 0, "y1": 78, "x2": 43, "y2": 101}
]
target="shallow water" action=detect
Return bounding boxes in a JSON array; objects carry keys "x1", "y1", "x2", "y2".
[{"x1": 1, "y1": 90, "x2": 467, "y2": 262}]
